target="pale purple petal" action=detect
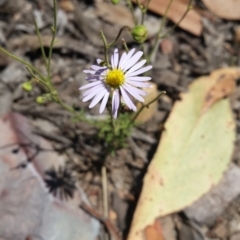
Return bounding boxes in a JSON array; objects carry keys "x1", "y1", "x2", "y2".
[
  {"x1": 83, "y1": 86, "x2": 105, "y2": 102},
  {"x1": 82, "y1": 83, "x2": 105, "y2": 97},
  {"x1": 120, "y1": 86, "x2": 137, "y2": 111},
  {"x1": 83, "y1": 70, "x2": 95, "y2": 74},
  {"x1": 91, "y1": 65, "x2": 103, "y2": 70},
  {"x1": 85, "y1": 76, "x2": 100, "y2": 81},
  {"x1": 99, "y1": 91, "x2": 110, "y2": 113},
  {"x1": 111, "y1": 49, "x2": 119, "y2": 69},
  {"x1": 126, "y1": 76, "x2": 152, "y2": 81},
  {"x1": 96, "y1": 59, "x2": 103, "y2": 64},
  {"x1": 125, "y1": 59, "x2": 146, "y2": 75},
  {"x1": 127, "y1": 80, "x2": 152, "y2": 88},
  {"x1": 79, "y1": 81, "x2": 102, "y2": 90},
  {"x1": 118, "y1": 48, "x2": 135, "y2": 70},
  {"x1": 118, "y1": 52, "x2": 127, "y2": 68},
  {"x1": 125, "y1": 65, "x2": 152, "y2": 77},
  {"x1": 121, "y1": 51, "x2": 143, "y2": 72},
  {"x1": 125, "y1": 83, "x2": 147, "y2": 96},
  {"x1": 89, "y1": 89, "x2": 108, "y2": 108},
  {"x1": 112, "y1": 90, "x2": 120, "y2": 119},
  {"x1": 122, "y1": 84, "x2": 145, "y2": 102}
]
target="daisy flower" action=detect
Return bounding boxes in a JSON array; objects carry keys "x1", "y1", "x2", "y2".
[{"x1": 79, "y1": 48, "x2": 152, "y2": 118}]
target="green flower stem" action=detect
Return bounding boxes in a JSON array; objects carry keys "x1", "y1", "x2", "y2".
[
  {"x1": 34, "y1": 19, "x2": 48, "y2": 70},
  {"x1": 100, "y1": 30, "x2": 110, "y2": 66},
  {"x1": 141, "y1": 0, "x2": 151, "y2": 24},
  {"x1": 25, "y1": 66, "x2": 48, "y2": 89},
  {"x1": 108, "y1": 26, "x2": 131, "y2": 48},
  {"x1": 148, "y1": 0, "x2": 174, "y2": 62},
  {"x1": 126, "y1": 0, "x2": 137, "y2": 25},
  {"x1": 130, "y1": 91, "x2": 166, "y2": 125},
  {"x1": 47, "y1": 0, "x2": 57, "y2": 78},
  {"x1": 0, "y1": 47, "x2": 45, "y2": 80},
  {"x1": 122, "y1": 38, "x2": 129, "y2": 52},
  {"x1": 160, "y1": 0, "x2": 193, "y2": 39}
]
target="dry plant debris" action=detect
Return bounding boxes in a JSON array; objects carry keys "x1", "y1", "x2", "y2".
[
  {"x1": 132, "y1": 0, "x2": 203, "y2": 36},
  {"x1": 202, "y1": 0, "x2": 240, "y2": 20}
]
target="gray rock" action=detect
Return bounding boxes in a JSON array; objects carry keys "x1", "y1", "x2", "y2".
[{"x1": 184, "y1": 164, "x2": 240, "y2": 226}]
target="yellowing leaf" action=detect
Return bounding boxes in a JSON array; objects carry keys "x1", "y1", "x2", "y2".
[{"x1": 127, "y1": 68, "x2": 238, "y2": 240}]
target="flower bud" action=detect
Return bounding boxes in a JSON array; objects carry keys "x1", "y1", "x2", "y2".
[
  {"x1": 111, "y1": 0, "x2": 120, "y2": 4},
  {"x1": 131, "y1": 25, "x2": 148, "y2": 43},
  {"x1": 22, "y1": 81, "x2": 32, "y2": 92},
  {"x1": 36, "y1": 96, "x2": 45, "y2": 104}
]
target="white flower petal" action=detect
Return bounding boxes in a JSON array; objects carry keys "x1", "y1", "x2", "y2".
[
  {"x1": 83, "y1": 84, "x2": 105, "y2": 97},
  {"x1": 123, "y1": 84, "x2": 145, "y2": 102},
  {"x1": 97, "y1": 59, "x2": 103, "y2": 64},
  {"x1": 112, "y1": 90, "x2": 120, "y2": 119},
  {"x1": 99, "y1": 91, "x2": 110, "y2": 113},
  {"x1": 89, "y1": 89, "x2": 108, "y2": 108},
  {"x1": 118, "y1": 52, "x2": 127, "y2": 68},
  {"x1": 118, "y1": 48, "x2": 135, "y2": 70},
  {"x1": 125, "y1": 59, "x2": 146, "y2": 75},
  {"x1": 83, "y1": 86, "x2": 105, "y2": 102},
  {"x1": 112, "y1": 49, "x2": 119, "y2": 69},
  {"x1": 120, "y1": 86, "x2": 137, "y2": 111},
  {"x1": 79, "y1": 81, "x2": 102, "y2": 90},
  {"x1": 127, "y1": 80, "x2": 152, "y2": 88},
  {"x1": 83, "y1": 70, "x2": 95, "y2": 74},
  {"x1": 121, "y1": 51, "x2": 143, "y2": 72},
  {"x1": 126, "y1": 65, "x2": 152, "y2": 77},
  {"x1": 91, "y1": 65, "x2": 103, "y2": 70},
  {"x1": 126, "y1": 76, "x2": 152, "y2": 81}
]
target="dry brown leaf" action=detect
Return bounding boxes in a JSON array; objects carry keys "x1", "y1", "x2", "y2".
[
  {"x1": 132, "y1": 0, "x2": 202, "y2": 36},
  {"x1": 59, "y1": 0, "x2": 75, "y2": 12},
  {"x1": 95, "y1": 0, "x2": 134, "y2": 27},
  {"x1": 202, "y1": 70, "x2": 237, "y2": 112},
  {"x1": 144, "y1": 219, "x2": 165, "y2": 240},
  {"x1": 202, "y1": 0, "x2": 240, "y2": 20},
  {"x1": 8, "y1": 35, "x2": 100, "y2": 58}
]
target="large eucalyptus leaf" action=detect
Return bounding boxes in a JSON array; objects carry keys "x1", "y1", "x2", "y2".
[{"x1": 128, "y1": 68, "x2": 238, "y2": 240}]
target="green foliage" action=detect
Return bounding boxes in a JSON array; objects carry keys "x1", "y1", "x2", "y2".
[
  {"x1": 110, "y1": 0, "x2": 120, "y2": 4},
  {"x1": 96, "y1": 113, "x2": 134, "y2": 151}
]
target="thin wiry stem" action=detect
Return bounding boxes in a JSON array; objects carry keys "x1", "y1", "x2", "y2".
[
  {"x1": 149, "y1": 0, "x2": 174, "y2": 62},
  {"x1": 47, "y1": 0, "x2": 58, "y2": 78},
  {"x1": 161, "y1": 0, "x2": 193, "y2": 39},
  {"x1": 101, "y1": 166, "x2": 109, "y2": 219},
  {"x1": 130, "y1": 91, "x2": 166, "y2": 124},
  {"x1": 141, "y1": 0, "x2": 152, "y2": 24},
  {"x1": 100, "y1": 30, "x2": 110, "y2": 66},
  {"x1": 0, "y1": 47, "x2": 45, "y2": 80},
  {"x1": 34, "y1": 19, "x2": 48, "y2": 69},
  {"x1": 108, "y1": 26, "x2": 131, "y2": 48},
  {"x1": 126, "y1": 0, "x2": 137, "y2": 25}
]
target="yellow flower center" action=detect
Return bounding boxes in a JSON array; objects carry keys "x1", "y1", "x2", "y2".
[{"x1": 105, "y1": 69, "x2": 125, "y2": 88}]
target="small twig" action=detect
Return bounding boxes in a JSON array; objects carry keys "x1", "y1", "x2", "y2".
[
  {"x1": 80, "y1": 201, "x2": 121, "y2": 240},
  {"x1": 34, "y1": 19, "x2": 48, "y2": 69},
  {"x1": 102, "y1": 166, "x2": 109, "y2": 219},
  {"x1": 47, "y1": 0, "x2": 58, "y2": 78}
]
